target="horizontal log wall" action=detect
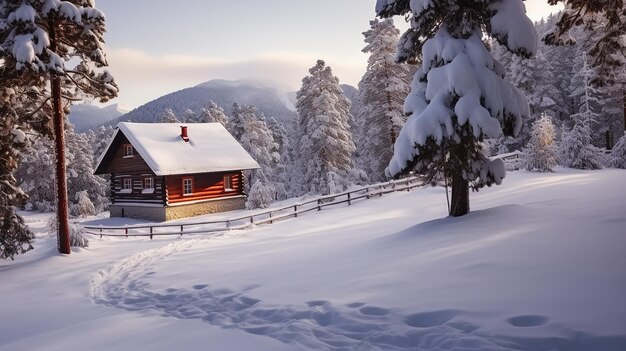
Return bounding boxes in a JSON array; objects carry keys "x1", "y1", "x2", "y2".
[
  {"x1": 111, "y1": 173, "x2": 165, "y2": 204},
  {"x1": 166, "y1": 172, "x2": 242, "y2": 204}
]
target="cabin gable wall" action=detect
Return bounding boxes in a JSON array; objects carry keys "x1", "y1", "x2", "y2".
[{"x1": 104, "y1": 134, "x2": 153, "y2": 174}]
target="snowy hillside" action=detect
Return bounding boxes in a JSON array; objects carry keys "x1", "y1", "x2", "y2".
[
  {"x1": 113, "y1": 79, "x2": 298, "y2": 126},
  {"x1": 2, "y1": 169, "x2": 625, "y2": 351},
  {"x1": 68, "y1": 103, "x2": 128, "y2": 132},
  {"x1": 110, "y1": 80, "x2": 359, "y2": 127}
]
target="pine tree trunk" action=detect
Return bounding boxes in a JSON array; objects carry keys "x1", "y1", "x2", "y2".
[
  {"x1": 50, "y1": 18, "x2": 71, "y2": 255},
  {"x1": 449, "y1": 171, "x2": 469, "y2": 217}
]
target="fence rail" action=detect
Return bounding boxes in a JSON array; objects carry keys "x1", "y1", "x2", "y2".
[{"x1": 84, "y1": 176, "x2": 420, "y2": 238}]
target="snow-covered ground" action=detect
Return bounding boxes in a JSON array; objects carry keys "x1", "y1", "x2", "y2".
[{"x1": 2, "y1": 168, "x2": 625, "y2": 351}]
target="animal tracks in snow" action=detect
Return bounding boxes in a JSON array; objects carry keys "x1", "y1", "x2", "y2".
[{"x1": 89, "y1": 237, "x2": 624, "y2": 351}]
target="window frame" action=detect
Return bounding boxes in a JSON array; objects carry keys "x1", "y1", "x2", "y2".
[
  {"x1": 142, "y1": 177, "x2": 155, "y2": 194},
  {"x1": 123, "y1": 144, "x2": 134, "y2": 158},
  {"x1": 223, "y1": 174, "x2": 234, "y2": 192},
  {"x1": 143, "y1": 177, "x2": 154, "y2": 189},
  {"x1": 182, "y1": 177, "x2": 194, "y2": 196},
  {"x1": 118, "y1": 177, "x2": 133, "y2": 194}
]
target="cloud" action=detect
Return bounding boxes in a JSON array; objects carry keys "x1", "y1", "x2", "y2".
[{"x1": 105, "y1": 48, "x2": 367, "y2": 109}]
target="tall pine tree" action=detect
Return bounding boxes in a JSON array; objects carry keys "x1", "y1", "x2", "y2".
[
  {"x1": 295, "y1": 60, "x2": 357, "y2": 195},
  {"x1": 377, "y1": 0, "x2": 537, "y2": 216},
  {"x1": 561, "y1": 53, "x2": 604, "y2": 169},
  {"x1": 0, "y1": 86, "x2": 40, "y2": 259},
  {"x1": 240, "y1": 111, "x2": 280, "y2": 191},
  {"x1": 355, "y1": 18, "x2": 412, "y2": 182},
  {"x1": 1, "y1": 0, "x2": 117, "y2": 254}
]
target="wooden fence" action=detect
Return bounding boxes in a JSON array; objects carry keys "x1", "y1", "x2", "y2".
[{"x1": 84, "y1": 176, "x2": 420, "y2": 239}]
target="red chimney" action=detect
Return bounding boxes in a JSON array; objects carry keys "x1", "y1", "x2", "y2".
[{"x1": 181, "y1": 125, "x2": 189, "y2": 142}]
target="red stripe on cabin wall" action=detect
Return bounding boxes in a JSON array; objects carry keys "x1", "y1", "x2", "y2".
[{"x1": 167, "y1": 172, "x2": 241, "y2": 204}]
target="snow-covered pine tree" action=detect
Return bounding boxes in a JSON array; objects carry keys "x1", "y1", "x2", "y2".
[
  {"x1": 295, "y1": 60, "x2": 358, "y2": 195},
  {"x1": 160, "y1": 108, "x2": 180, "y2": 123},
  {"x1": 530, "y1": 51, "x2": 561, "y2": 119},
  {"x1": 569, "y1": 51, "x2": 602, "y2": 125},
  {"x1": 596, "y1": 64, "x2": 626, "y2": 149},
  {"x1": 268, "y1": 117, "x2": 288, "y2": 153},
  {"x1": 199, "y1": 101, "x2": 229, "y2": 125},
  {"x1": 17, "y1": 122, "x2": 108, "y2": 214},
  {"x1": 509, "y1": 51, "x2": 559, "y2": 147},
  {"x1": 377, "y1": 0, "x2": 537, "y2": 216},
  {"x1": 182, "y1": 109, "x2": 197, "y2": 123},
  {"x1": 523, "y1": 114, "x2": 558, "y2": 172},
  {"x1": 1, "y1": 0, "x2": 118, "y2": 254},
  {"x1": 267, "y1": 117, "x2": 291, "y2": 199},
  {"x1": 240, "y1": 111, "x2": 280, "y2": 202},
  {"x1": 246, "y1": 180, "x2": 274, "y2": 209},
  {"x1": 72, "y1": 190, "x2": 96, "y2": 218},
  {"x1": 0, "y1": 87, "x2": 38, "y2": 259},
  {"x1": 560, "y1": 53, "x2": 604, "y2": 169},
  {"x1": 540, "y1": 14, "x2": 578, "y2": 124},
  {"x1": 88, "y1": 125, "x2": 115, "y2": 167},
  {"x1": 609, "y1": 132, "x2": 626, "y2": 168},
  {"x1": 16, "y1": 137, "x2": 57, "y2": 212},
  {"x1": 228, "y1": 103, "x2": 248, "y2": 141},
  {"x1": 66, "y1": 127, "x2": 108, "y2": 214},
  {"x1": 355, "y1": 18, "x2": 412, "y2": 182},
  {"x1": 560, "y1": 116, "x2": 604, "y2": 169}
]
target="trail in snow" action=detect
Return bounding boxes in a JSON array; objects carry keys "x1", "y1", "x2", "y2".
[{"x1": 89, "y1": 234, "x2": 619, "y2": 351}]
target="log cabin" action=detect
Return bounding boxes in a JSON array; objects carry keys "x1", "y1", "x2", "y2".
[{"x1": 95, "y1": 122, "x2": 260, "y2": 221}]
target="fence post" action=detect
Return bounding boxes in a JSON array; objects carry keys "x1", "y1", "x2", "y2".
[
  {"x1": 99, "y1": 228, "x2": 103, "y2": 239},
  {"x1": 407, "y1": 178, "x2": 410, "y2": 191},
  {"x1": 294, "y1": 205, "x2": 298, "y2": 217},
  {"x1": 125, "y1": 227, "x2": 128, "y2": 238},
  {"x1": 317, "y1": 199, "x2": 321, "y2": 211},
  {"x1": 180, "y1": 225, "x2": 184, "y2": 235},
  {"x1": 250, "y1": 216, "x2": 254, "y2": 224},
  {"x1": 379, "y1": 184, "x2": 383, "y2": 197},
  {"x1": 366, "y1": 187, "x2": 370, "y2": 199},
  {"x1": 348, "y1": 192, "x2": 351, "y2": 205},
  {"x1": 269, "y1": 211, "x2": 273, "y2": 224},
  {"x1": 226, "y1": 220, "x2": 230, "y2": 229},
  {"x1": 150, "y1": 227, "x2": 153, "y2": 240}
]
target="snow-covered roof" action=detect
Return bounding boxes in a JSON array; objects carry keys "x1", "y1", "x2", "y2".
[{"x1": 98, "y1": 122, "x2": 259, "y2": 176}]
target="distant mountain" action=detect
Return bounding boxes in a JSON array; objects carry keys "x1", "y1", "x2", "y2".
[
  {"x1": 112, "y1": 79, "x2": 298, "y2": 127},
  {"x1": 110, "y1": 80, "x2": 359, "y2": 129},
  {"x1": 69, "y1": 103, "x2": 128, "y2": 132},
  {"x1": 340, "y1": 84, "x2": 359, "y2": 105}
]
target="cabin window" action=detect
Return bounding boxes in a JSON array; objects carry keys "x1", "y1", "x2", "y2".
[
  {"x1": 142, "y1": 177, "x2": 154, "y2": 194},
  {"x1": 182, "y1": 177, "x2": 193, "y2": 196},
  {"x1": 143, "y1": 177, "x2": 153, "y2": 189},
  {"x1": 224, "y1": 175, "x2": 233, "y2": 191},
  {"x1": 118, "y1": 177, "x2": 133, "y2": 194},
  {"x1": 123, "y1": 144, "x2": 134, "y2": 157}
]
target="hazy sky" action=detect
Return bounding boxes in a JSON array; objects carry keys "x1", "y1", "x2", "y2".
[{"x1": 96, "y1": 1, "x2": 562, "y2": 109}]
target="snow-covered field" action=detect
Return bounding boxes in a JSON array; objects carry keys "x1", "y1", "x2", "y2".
[{"x1": 2, "y1": 168, "x2": 625, "y2": 351}]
